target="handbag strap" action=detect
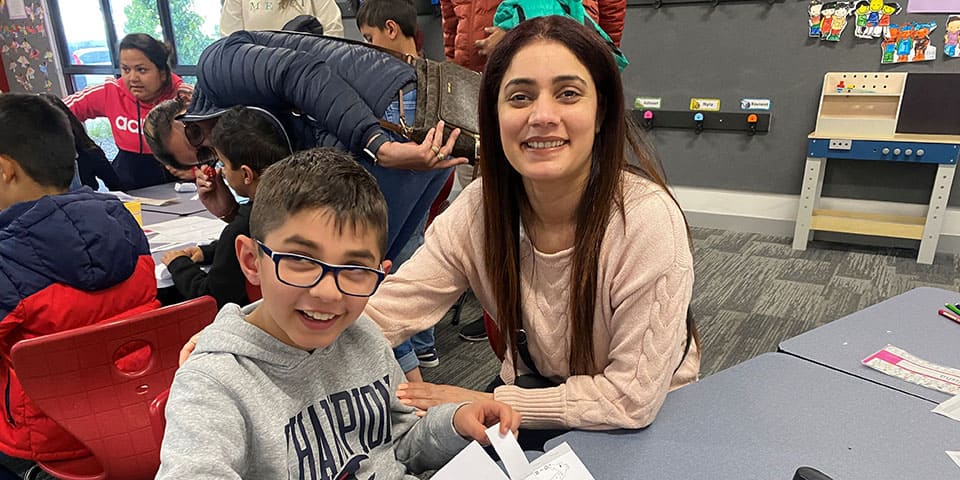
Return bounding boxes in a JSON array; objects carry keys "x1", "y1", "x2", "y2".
[{"x1": 516, "y1": 329, "x2": 543, "y2": 378}]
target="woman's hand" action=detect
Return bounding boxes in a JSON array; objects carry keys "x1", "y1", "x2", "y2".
[
  {"x1": 373, "y1": 120, "x2": 470, "y2": 170},
  {"x1": 195, "y1": 165, "x2": 238, "y2": 219},
  {"x1": 452, "y1": 400, "x2": 521, "y2": 445},
  {"x1": 475, "y1": 27, "x2": 506, "y2": 57},
  {"x1": 396, "y1": 382, "x2": 492, "y2": 412}
]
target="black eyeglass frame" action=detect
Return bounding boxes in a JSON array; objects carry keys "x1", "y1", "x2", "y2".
[{"x1": 256, "y1": 241, "x2": 386, "y2": 297}]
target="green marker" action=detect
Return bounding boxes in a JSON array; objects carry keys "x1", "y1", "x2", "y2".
[{"x1": 945, "y1": 303, "x2": 960, "y2": 317}]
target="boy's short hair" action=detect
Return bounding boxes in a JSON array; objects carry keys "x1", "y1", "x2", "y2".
[
  {"x1": 144, "y1": 98, "x2": 190, "y2": 170},
  {"x1": 250, "y1": 148, "x2": 388, "y2": 256},
  {"x1": 0, "y1": 94, "x2": 75, "y2": 190},
  {"x1": 209, "y1": 106, "x2": 291, "y2": 174},
  {"x1": 356, "y1": 0, "x2": 418, "y2": 38}
]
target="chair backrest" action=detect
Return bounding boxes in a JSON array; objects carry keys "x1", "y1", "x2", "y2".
[
  {"x1": 11, "y1": 296, "x2": 217, "y2": 480},
  {"x1": 244, "y1": 279, "x2": 262, "y2": 302}
]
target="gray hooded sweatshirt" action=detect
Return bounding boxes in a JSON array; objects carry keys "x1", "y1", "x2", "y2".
[{"x1": 156, "y1": 302, "x2": 468, "y2": 479}]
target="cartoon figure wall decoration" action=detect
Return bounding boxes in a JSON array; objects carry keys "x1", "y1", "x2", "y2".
[
  {"x1": 854, "y1": 0, "x2": 901, "y2": 39},
  {"x1": 809, "y1": 0, "x2": 824, "y2": 37},
  {"x1": 881, "y1": 21, "x2": 937, "y2": 64},
  {"x1": 826, "y1": 2, "x2": 853, "y2": 40},
  {"x1": 945, "y1": 15, "x2": 960, "y2": 58},
  {"x1": 817, "y1": 2, "x2": 854, "y2": 41}
]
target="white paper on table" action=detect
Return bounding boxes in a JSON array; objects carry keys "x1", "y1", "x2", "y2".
[
  {"x1": 432, "y1": 423, "x2": 595, "y2": 480},
  {"x1": 430, "y1": 442, "x2": 509, "y2": 480},
  {"x1": 145, "y1": 216, "x2": 225, "y2": 253},
  {"x1": 932, "y1": 394, "x2": 960, "y2": 422},
  {"x1": 947, "y1": 451, "x2": 960, "y2": 469},
  {"x1": 486, "y1": 425, "x2": 532, "y2": 479},
  {"x1": 155, "y1": 264, "x2": 174, "y2": 289},
  {"x1": 106, "y1": 190, "x2": 178, "y2": 206}
]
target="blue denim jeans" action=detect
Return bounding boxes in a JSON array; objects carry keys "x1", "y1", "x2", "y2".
[{"x1": 382, "y1": 88, "x2": 443, "y2": 372}]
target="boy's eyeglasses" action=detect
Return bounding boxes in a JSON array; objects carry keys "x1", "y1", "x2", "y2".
[{"x1": 256, "y1": 241, "x2": 386, "y2": 297}]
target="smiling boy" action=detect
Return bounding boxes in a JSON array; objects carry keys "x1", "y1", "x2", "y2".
[{"x1": 157, "y1": 148, "x2": 518, "y2": 479}]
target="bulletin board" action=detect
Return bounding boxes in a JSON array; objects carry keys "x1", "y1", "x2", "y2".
[{"x1": 0, "y1": 0, "x2": 64, "y2": 94}]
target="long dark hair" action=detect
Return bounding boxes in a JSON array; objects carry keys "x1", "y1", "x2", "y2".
[
  {"x1": 479, "y1": 16, "x2": 698, "y2": 376},
  {"x1": 119, "y1": 33, "x2": 174, "y2": 91}
]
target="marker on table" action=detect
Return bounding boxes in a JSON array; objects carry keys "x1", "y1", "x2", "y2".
[
  {"x1": 939, "y1": 308, "x2": 960, "y2": 325},
  {"x1": 944, "y1": 303, "x2": 960, "y2": 317}
]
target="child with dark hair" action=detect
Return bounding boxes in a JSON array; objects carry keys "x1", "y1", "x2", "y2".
[
  {"x1": 0, "y1": 94, "x2": 158, "y2": 478},
  {"x1": 357, "y1": 0, "x2": 419, "y2": 55},
  {"x1": 158, "y1": 148, "x2": 519, "y2": 478},
  {"x1": 161, "y1": 106, "x2": 292, "y2": 308},
  {"x1": 63, "y1": 33, "x2": 193, "y2": 190}
]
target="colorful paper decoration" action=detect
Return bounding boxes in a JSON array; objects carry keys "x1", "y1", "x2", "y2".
[
  {"x1": 946, "y1": 15, "x2": 960, "y2": 58},
  {"x1": 854, "y1": 0, "x2": 901, "y2": 39},
  {"x1": 881, "y1": 21, "x2": 938, "y2": 64},
  {"x1": 819, "y1": 2, "x2": 855, "y2": 41},
  {"x1": 809, "y1": 0, "x2": 824, "y2": 37}
]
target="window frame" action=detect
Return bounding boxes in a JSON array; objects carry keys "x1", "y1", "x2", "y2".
[{"x1": 48, "y1": 0, "x2": 197, "y2": 94}]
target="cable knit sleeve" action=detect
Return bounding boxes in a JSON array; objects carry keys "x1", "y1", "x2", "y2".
[
  {"x1": 365, "y1": 182, "x2": 483, "y2": 346},
  {"x1": 494, "y1": 183, "x2": 695, "y2": 430}
]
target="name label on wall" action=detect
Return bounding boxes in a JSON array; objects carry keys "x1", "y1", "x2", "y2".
[
  {"x1": 740, "y1": 98, "x2": 772, "y2": 110},
  {"x1": 689, "y1": 98, "x2": 721, "y2": 111},
  {"x1": 634, "y1": 97, "x2": 662, "y2": 109}
]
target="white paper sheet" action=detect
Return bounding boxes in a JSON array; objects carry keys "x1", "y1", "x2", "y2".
[
  {"x1": 947, "y1": 451, "x2": 960, "y2": 469},
  {"x1": 933, "y1": 394, "x2": 960, "y2": 422},
  {"x1": 145, "y1": 216, "x2": 224, "y2": 253},
  {"x1": 431, "y1": 442, "x2": 509, "y2": 480},
  {"x1": 432, "y1": 424, "x2": 595, "y2": 480},
  {"x1": 486, "y1": 425, "x2": 532, "y2": 480}
]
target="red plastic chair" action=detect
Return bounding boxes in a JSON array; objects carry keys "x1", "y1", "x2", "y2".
[{"x1": 11, "y1": 296, "x2": 218, "y2": 480}]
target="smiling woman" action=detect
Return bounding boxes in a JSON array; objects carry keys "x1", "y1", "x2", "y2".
[
  {"x1": 63, "y1": 33, "x2": 194, "y2": 190},
  {"x1": 365, "y1": 15, "x2": 700, "y2": 449}
]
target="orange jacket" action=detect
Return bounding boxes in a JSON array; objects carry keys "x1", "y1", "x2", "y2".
[{"x1": 440, "y1": 0, "x2": 624, "y2": 73}]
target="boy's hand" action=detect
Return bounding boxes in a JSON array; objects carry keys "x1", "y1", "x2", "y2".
[
  {"x1": 452, "y1": 400, "x2": 521, "y2": 445},
  {"x1": 184, "y1": 246, "x2": 204, "y2": 263},
  {"x1": 161, "y1": 246, "x2": 202, "y2": 266}
]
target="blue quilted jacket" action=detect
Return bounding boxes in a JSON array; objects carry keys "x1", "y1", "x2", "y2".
[{"x1": 183, "y1": 30, "x2": 448, "y2": 262}]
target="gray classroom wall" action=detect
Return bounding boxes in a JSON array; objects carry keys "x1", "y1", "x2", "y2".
[{"x1": 387, "y1": 1, "x2": 960, "y2": 207}]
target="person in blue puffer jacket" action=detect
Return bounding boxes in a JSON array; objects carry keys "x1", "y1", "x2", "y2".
[
  {"x1": 143, "y1": 30, "x2": 466, "y2": 282},
  {"x1": 0, "y1": 94, "x2": 159, "y2": 479}
]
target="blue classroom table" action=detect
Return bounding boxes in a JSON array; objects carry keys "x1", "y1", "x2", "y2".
[
  {"x1": 779, "y1": 287, "x2": 960, "y2": 404},
  {"x1": 543, "y1": 353, "x2": 958, "y2": 480}
]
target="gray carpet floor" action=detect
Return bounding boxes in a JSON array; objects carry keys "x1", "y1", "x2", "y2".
[{"x1": 421, "y1": 227, "x2": 960, "y2": 388}]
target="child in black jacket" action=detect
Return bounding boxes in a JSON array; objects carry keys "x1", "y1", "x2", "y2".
[{"x1": 161, "y1": 106, "x2": 291, "y2": 307}]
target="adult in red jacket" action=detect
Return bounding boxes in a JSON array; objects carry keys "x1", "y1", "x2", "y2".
[
  {"x1": 439, "y1": 0, "x2": 625, "y2": 73},
  {"x1": 64, "y1": 33, "x2": 193, "y2": 190},
  {"x1": 0, "y1": 94, "x2": 160, "y2": 476}
]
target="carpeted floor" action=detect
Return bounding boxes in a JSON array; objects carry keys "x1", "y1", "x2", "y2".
[{"x1": 421, "y1": 227, "x2": 960, "y2": 388}]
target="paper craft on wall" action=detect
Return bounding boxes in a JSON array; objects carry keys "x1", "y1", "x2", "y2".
[
  {"x1": 945, "y1": 15, "x2": 960, "y2": 57},
  {"x1": 0, "y1": 1, "x2": 58, "y2": 93},
  {"x1": 819, "y1": 2, "x2": 855, "y2": 41},
  {"x1": 881, "y1": 21, "x2": 938, "y2": 63},
  {"x1": 809, "y1": 0, "x2": 824, "y2": 36},
  {"x1": 854, "y1": 0, "x2": 902, "y2": 38}
]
